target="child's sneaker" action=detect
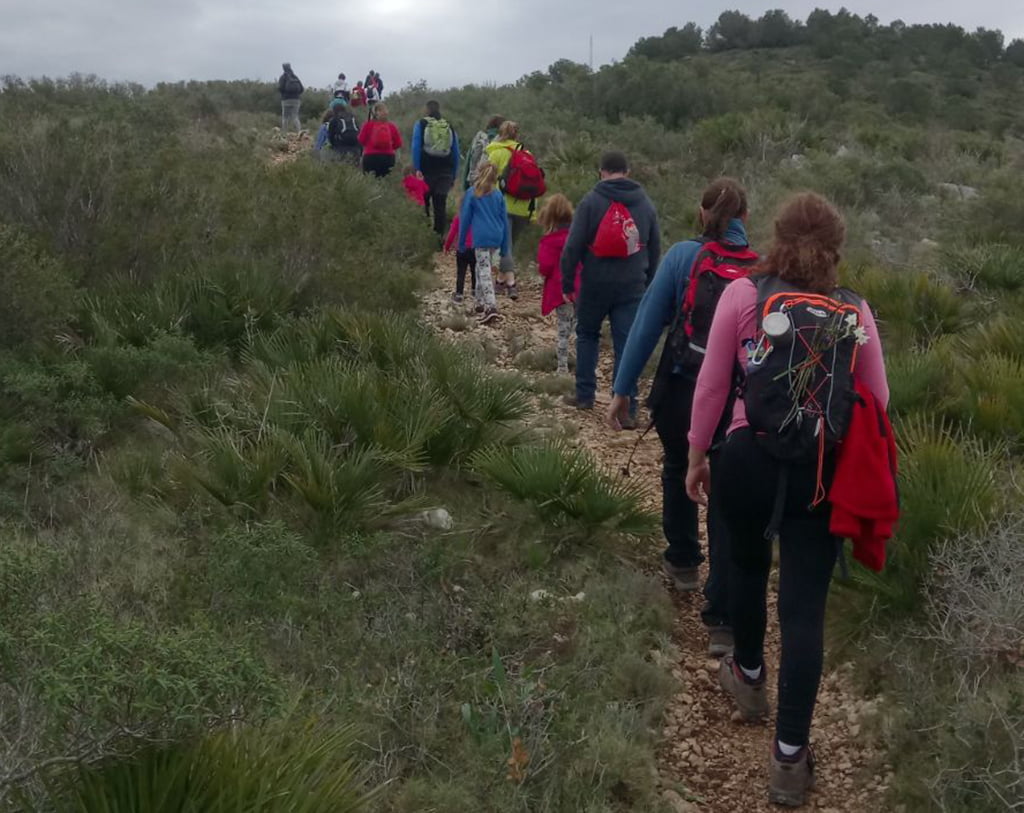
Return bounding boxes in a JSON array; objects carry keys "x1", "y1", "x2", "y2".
[
  {"x1": 718, "y1": 654, "x2": 770, "y2": 721},
  {"x1": 451, "y1": 293, "x2": 464, "y2": 304},
  {"x1": 478, "y1": 308, "x2": 500, "y2": 324},
  {"x1": 769, "y1": 744, "x2": 816, "y2": 807}
]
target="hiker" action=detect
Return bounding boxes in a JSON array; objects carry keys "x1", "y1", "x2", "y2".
[
  {"x1": 444, "y1": 201, "x2": 477, "y2": 305},
  {"x1": 537, "y1": 194, "x2": 580, "y2": 375},
  {"x1": 684, "y1": 193, "x2": 890, "y2": 806},
  {"x1": 606, "y1": 178, "x2": 756, "y2": 658},
  {"x1": 403, "y1": 166, "x2": 430, "y2": 206},
  {"x1": 464, "y1": 115, "x2": 505, "y2": 189},
  {"x1": 365, "y1": 81, "x2": 381, "y2": 121},
  {"x1": 484, "y1": 120, "x2": 546, "y2": 299},
  {"x1": 278, "y1": 62, "x2": 304, "y2": 133},
  {"x1": 325, "y1": 101, "x2": 361, "y2": 165},
  {"x1": 313, "y1": 108, "x2": 332, "y2": 156},
  {"x1": 458, "y1": 163, "x2": 510, "y2": 325},
  {"x1": 357, "y1": 103, "x2": 402, "y2": 177},
  {"x1": 560, "y1": 150, "x2": 661, "y2": 414},
  {"x1": 412, "y1": 100, "x2": 460, "y2": 236},
  {"x1": 332, "y1": 73, "x2": 350, "y2": 100},
  {"x1": 350, "y1": 82, "x2": 366, "y2": 109}
]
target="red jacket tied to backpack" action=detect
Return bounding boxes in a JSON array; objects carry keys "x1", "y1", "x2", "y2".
[
  {"x1": 590, "y1": 201, "x2": 642, "y2": 258},
  {"x1": 828, "y1": 379, "x2": 899, "y2": 572}
]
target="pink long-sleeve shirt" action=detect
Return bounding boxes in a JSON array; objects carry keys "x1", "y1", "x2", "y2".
[{"x1": 688, "y1": 278, "x2": 890, "y2": 451}]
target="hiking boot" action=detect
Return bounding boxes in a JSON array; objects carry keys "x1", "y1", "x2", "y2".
[
  {"x1": 769, "y1": 744, "x2": 816, "y2": 807},
  {"x1": 507, "y1": 284, "x2": 519, "y2": 300},
  {"x1": 474, "y1": 303, "x2": 485, "y2": 314},
  {"x1": 718, "y1": 655, "x2": 770, "y2": 721},
  {"x1": 619, "y1": 413, "x2": 638, "y2": 430},
  {"x1": 707, "y1": 625, "x2": 734, "y2": 658},
  {"x1": 662, "y1": 559, "x2": 700, "y2": 591},
  {"x1": 479, "y1": 308, "x2": 500, "y2": 325},
  {"x1": 562, "y1": 393, "x2": 594, "y2": 410},
  {"x1": 451, "y1": 292, "x2": 464, "y2": 304}
]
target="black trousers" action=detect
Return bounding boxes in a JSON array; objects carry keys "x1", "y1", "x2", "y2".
[
  {"x1": 717, "y1": 427, "x2": 838, "y2": 747},
  {"x1": 361, "y1": 153, "x2": 394, "y2": 178},
  {"x1": 423, "y1": 172, "x2": 454, "y2": 235},
  {"x1": 455, "y1": 249, "x2": 477, "y2": 295},
  {"x1": 653, "y1": 373, "x2": 731, "y2": 625}
]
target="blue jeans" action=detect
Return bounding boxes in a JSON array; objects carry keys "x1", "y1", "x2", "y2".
[
  {"x1": 574, "y1": 287, "x2": 640, "y2": 405},
  {"x1": 281, "y1": 99, "x2": 301, "y2": 133}
]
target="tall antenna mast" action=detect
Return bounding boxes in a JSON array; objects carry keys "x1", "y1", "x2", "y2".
[{"x1": 589, "y1": 34, "x2": 594, "y2": 70}]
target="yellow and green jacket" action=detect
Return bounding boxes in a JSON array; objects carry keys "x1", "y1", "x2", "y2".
[{"x1": 484, "y1": 139, "x2": 536, "y2": 219}]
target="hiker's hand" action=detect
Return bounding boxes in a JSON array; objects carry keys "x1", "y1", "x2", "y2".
[
  {"x1": 685, "y1": 449, "x2": 710, "y2": 505},
  {"x1": 606, "y1": 394, "x2": 630, "y2": 431},
  {"x1": 563, "y1": 292, "x2": 575, "y2": 305},
  {"x1": 416, "y1": 171, "x2": 424, "y2": 181}
]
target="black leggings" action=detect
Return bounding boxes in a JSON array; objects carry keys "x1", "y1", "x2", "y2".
[
  {"x1": 717, "y1": 427, "x2": 837, "y2": 747},
  {"x1": 455, "y1": 249, "x2": 476, "y2": 296}
]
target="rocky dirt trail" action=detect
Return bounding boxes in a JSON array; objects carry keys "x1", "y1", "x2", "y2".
[{"x1": 421, "y1": 253, "x2": 893, "y2": 811}]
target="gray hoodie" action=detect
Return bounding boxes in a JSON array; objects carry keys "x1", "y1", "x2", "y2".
[{"x1": 561, "y1": 178, "x2": 661, "y2": 299}]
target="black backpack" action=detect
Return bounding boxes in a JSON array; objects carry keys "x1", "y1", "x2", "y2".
[
  {"x1": 743, "y1": 275, "x2": 864, "y2": 463},
  {"x1": 283, "y1": 74, "x2": 303, "y2": 95},
  {"x1": 328, "y1": 114, "x2": 359, "y2": 148},
  {"x1": 666, "y1": 239, "x2": 759, "y2": 371}
]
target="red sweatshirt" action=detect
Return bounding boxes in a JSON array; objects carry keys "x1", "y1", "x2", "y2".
[
  {"x1": 444, "y1": 216, "x2": 472, "y2": 253},
  {"x1": 357, "y1": 120, "x2": 402, "y2": 156},
  {"x1": 403, "y1": 175, "x2": 429, "y2": 205}
]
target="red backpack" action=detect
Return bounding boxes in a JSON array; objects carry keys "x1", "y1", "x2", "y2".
[
  {"x1": 499, "y1": 145, "x2": 546, "y2": 201},
  {"x1": 667, "y1": 240, "x2": 759, "y2": 368},
  {"x1": 590, "y1": 201, "x2": 642, "y2": 258},
  {"x1": 368, "y1": 122, "x2": 392, "y2": 152}
]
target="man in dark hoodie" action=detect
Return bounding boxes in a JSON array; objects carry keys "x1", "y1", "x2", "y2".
[
  {"x1": 561, "y1": 151, "x2": 661, "y2": 422},
  {"x1": 278, "y1": 63, "x2": 304, "y2": 133}
]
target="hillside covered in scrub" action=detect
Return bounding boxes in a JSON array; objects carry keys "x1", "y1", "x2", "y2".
[{"x1": 1, "y1": 8, "x2": 1023, "y2": 811}]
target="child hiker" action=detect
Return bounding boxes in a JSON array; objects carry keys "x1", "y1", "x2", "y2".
[
  {"x1": 444, "y1": 198, "x2": 477, "y2": 305},
  {"x1": 458, "y1": 163, "x2": 509, "y2": 325},
  {"x1": 537, "y1": 194, "x2": 579, "y2": 374},
  {"x1": 403, "y1": 166, "x2": 430, "y2": 206}
]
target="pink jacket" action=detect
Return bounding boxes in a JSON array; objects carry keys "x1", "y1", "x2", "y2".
[
  {"x1": 444, "y1": 216, "x2": 472, "y2": 253},
  {"x1": 537, "y1": 228, "x2": 579, "y2": 315},
  {"x1": 688, "y1": 278, "x2": 889, "y2": 451}
]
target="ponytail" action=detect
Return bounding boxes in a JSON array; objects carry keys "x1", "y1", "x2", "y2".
[
  {"x1": 700, "y1": 178, "x2": 748, "y2": 241},
  {"x1": 474, "y1": 162, "x2": 499, "y2": 197}
]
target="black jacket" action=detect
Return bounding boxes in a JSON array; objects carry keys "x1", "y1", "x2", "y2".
[
  {"x1": 278, "y1": 71, "x2": 304, "y2": 100},
  {"x1": 561, "y1": 178, "x2": 662, "y2": 299}
]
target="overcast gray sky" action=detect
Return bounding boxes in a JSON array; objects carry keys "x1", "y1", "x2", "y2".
[{"x1": 2, "y1": 1, "x2": 1022, "y2": 90}]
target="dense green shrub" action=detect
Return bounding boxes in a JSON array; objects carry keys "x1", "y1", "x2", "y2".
[{"x1": 0, "y1": 225, "x2": 78, "y2": 348}]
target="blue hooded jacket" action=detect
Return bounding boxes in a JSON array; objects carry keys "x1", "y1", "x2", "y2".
[
  {"x1": 612, "y1": 218, "x2": 750, "y2": 396},
  {"x1": 458, "y1": 190, "x2": 510, "y2": 255}
]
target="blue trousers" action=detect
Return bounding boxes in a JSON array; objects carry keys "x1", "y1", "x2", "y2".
[{"x1": 574, "y1": 287, "x2": 640, "y2": 405}]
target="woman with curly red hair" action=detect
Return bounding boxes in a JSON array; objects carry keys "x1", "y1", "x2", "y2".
[{"x1": 685, "y1": 193, "x2": 890, "y2": 806}]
